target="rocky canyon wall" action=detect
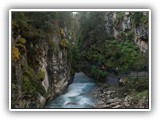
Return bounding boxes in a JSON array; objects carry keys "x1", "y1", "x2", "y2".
[
  {"x1": 11, "y1": 13, "x2": 71, "y2": 108},
  {"x1": 104, "y1": 11, "x2": 149, "y2": 53}
]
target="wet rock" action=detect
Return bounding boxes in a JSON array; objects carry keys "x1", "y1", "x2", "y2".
[
  {"x1": 106, "y1": 98, "x2": 119, "y2": 104},
  {"x1": 123, "y1": 101, "x2": 130, "y2": 107},
  {"x1": 37, "y1": 95, "x2": 46, "y2": 108},
  {"x1": 93, "y1": 104, "x2": 110, "y2": 108},
  {"x1": 124, "y1": 95, "x2": 132, "y2": 103},
  {"x1": 106, "y1": 90, "x2": 115, "y2": 95},
  {"x1": 112, "y1": 105, "x2": 121, "y2": 108},
  {"x1": 110, "y1": 102, "x2": 120, "y2": 107}
]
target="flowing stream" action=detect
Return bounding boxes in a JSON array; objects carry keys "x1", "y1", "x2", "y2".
[{"x1": 45, "y1": 72, "x2": 97, "y2": 108}]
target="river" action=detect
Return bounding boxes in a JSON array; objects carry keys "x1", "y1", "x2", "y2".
[{"x1": 45, "y1": 72, "x2": 97, "y2": 108}]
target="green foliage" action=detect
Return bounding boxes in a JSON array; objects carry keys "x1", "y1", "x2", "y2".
[
  {"x1": 12, "y1": 20, "x2": 19, "y2": 38},
  {"x1": 12, "y1": 12, "x2": 28, "y2": 32},
  {"x1": 22, "y1": 28, "x2": 39, "y2": 41},
  {"x1": 116, "y1": 12, "x2": 124, "y2": 19},
  {"x1": 119, "y1": 31, "x2": 126, "y2": 40},
  {"x1": 11, "y1": 12, "x2": 74, "y2": 101},
  {"x1": 116, "y1": 77, "x2": 149, "y2": 99},
  {"x1": 90, "y1": 65, "x2": 108, "y2": 83},
  {"x1": 69, "y1": 45, "x2": 80, "y2": 72},
  {"x1": 124, "y1": 77, "x2": 148, "y2": 91},
  {"x1": 78, "y1": 12, "x2": 106, "y2": 50},
  {"x1": 87, "y1": 39, "x2": 148, "y2": 73},
  {"x1": 22, "y1": 75, "x2": 38, "y2": 98},
  {"x1": 22, "y1": 66, "x2": 38, "y2": 98},
  {"x1": 114, "y1": 12, "x2": 124, "y2": 27},
  {"x1": 131, "y1": 12, "x2": 148, "y2": 27},
  {"x1": 133, "y1": 90, "x2": 148, "y2": 100},
  {"x1": 126, "y1": 31, "x2": 134, "y2": 41},
  {"x1": 12, "y1": 12, "x2": 73, "y2": 44},
  {"x1": 12, "y1": 20, "x2": 19, "y2": 29},
  {"x1": 87, "y1": 44, "x2": 105, "y2": 64},
  {"x1": 22, "y1": 66, "x2": 46, "y2": 98}
]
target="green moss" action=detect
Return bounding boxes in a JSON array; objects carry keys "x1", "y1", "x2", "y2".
[
  {"x1": 12, "y1": 46, "x2": 21, "y2": 62},
  {"x1": 60, "y1": 39, "x2": 69, "y2": 48},
  {"x1": 38, "y1": 70, "x2": 45, "y2": 81},
  {"x1": 60, "y1": 28, "x2": 65, "y2": 37},
  {"x1": 19, "y1": 38, "x2": 26, "y2": 44},
  {"x1": 15, "y1": 43, "x2": 26, "y2": 54}
]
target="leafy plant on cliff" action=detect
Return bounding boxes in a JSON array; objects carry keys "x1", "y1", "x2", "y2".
[
  {"x1": 22, "y1": 66, "x2": 46, "y2": 99},
  {"x1": 38, "y1": 70, "x2": 45, "y2": 81},
  {"x1": 87, "y1": 39, "x2": 148, "y2": 74},
  {"x1": 12, "y1": 46, "x2": 21, "y2": 62},
  {"x1": 90, "y1": 65, "x2": 108, "y2": 83},
  {"x1": 22, "y1": 66, "x2": 38, "y2": 98},
  {"x1": 114, "y1": 12, "x2": 124, "y2": 29},
  {"x1": 131, "y1": 12, "x2": 148, "y2": 27},
  {"x1": 60, "y1": 28, "x2": 65, "y2": 38},
  {"x1": 60, "y1": 39, "x2": 69, "y2": 48},
  {"x1": 18, "y1": 38, "x2": 26, "y2": 44}
]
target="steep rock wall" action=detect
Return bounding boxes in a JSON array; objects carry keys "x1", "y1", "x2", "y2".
[
  {"x1": 11, "y1": 28, "x2": 71, "y2": 108},
  {"x1": 104, "y1": 12, "x2": 149, "y2": 53}
]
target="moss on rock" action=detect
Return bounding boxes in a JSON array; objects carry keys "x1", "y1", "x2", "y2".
[
  {"x1": 12, "y1": 46, "x2": 21, "y2": 62},
  {"x1": 18, "y1": 38, "x2": 26, "y2": 44},
  {"x1": 38, "y1": 70, "x2": 45, "y2": 81},
  {"x1": 60, "y1": 39, "x2": 69, "y2": 48}
]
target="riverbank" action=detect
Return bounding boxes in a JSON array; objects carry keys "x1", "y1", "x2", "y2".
[
  {"x1": 45, "y1": 72, "x2": 149, "y2": 109},
  {"x1": 91, "y1": 80, "x2": 149, "y2": 109}
]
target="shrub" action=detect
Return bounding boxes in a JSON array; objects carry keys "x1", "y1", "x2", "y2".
[
  {"x1": 90, "y1": 65, "x2": 108, "y2": 83},
  {"x1": 134, "y1": 90, "x2": 148, "y2": 99},
  {"x1": 126, "y1": 31, "x2": 134, "y2": 40},
  {"x1": 116, "y1": 12, "x2": 124, "y2": 19},
  {"x1": 22, "y1": 74, "x2": 38, "y2": 98},
  {"x1": 131, "y1": 13, "x2": 148, "y2": 27},
  {"x1": 22, "y1": 66, "x2": 47, "y2": 98}
]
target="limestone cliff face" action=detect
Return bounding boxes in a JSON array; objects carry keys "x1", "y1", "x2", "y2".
[
  {"x1": 11, "y1": 28, "x2": 71, "y2": 108},
  {"x1": 104, "y1": 12, "x2": 149, "y2": 53}
]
